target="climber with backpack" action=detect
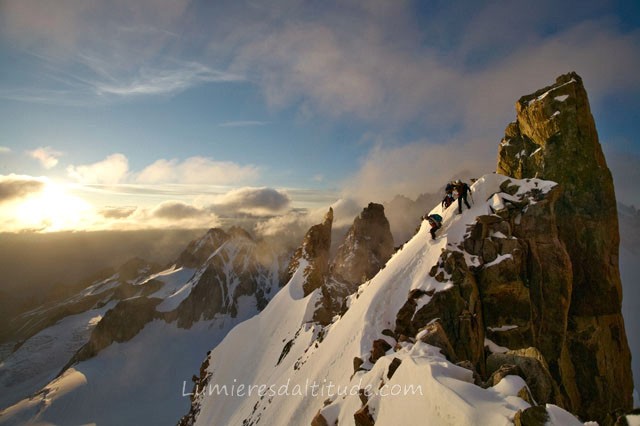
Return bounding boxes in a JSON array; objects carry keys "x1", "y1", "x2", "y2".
[
  {"x1": 441, "y1": 192, "x2": 455, "y2": 209},
  {"x1": 454, "y1": 179, "x2": 471, "y2": 214},
  {"x1": 425, "y1": 213, "x2": 443, "y2": 240}
]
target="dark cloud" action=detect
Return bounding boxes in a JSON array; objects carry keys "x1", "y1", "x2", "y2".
[
  {"x1": 211, "y1": 187, "x2": 291, "y2": 217},
  {"x1": 99, "y1": 206, "x2": 137, "y2": 219},
  {"x1": 0, "y1": 175, "x2": 45, "y2": 203},
  {"x1": 150, "y1": 201, "x2": 210, "y2": 220}
]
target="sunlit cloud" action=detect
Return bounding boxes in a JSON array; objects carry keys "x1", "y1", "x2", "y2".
[
  {"x1": 27, "y1": 146, "x2": 63, "y2": 169},
  {"x1": 67, "y1": 153, "x2": 130, "y2": 185},
  {"x1": 136, "y1": 156, "x2": 259, "y2": 185},
  {"x1": 0, "y1": 146, "x2": 11, "y2": 154}
]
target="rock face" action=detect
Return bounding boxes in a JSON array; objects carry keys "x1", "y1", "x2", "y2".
[
  {"x1": 286, "y1": 208, "x2": 334, "y2": 297},
  {"x1": 496, "y1": 72, "x2": 633, "y2": 420},
  {"x1": 174, "y1": 228, "x2": 278, "y2": 328},
  {"x1": 286, "y1": 204, "x2": 394, "y2": 325},
  {"x1": 331, "y1": 202, "x2": 394, "y2": 288}
]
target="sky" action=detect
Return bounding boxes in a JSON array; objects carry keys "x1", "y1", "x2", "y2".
[{"x1": 0, "y1": 0, "x2": 639, "y2": 233}]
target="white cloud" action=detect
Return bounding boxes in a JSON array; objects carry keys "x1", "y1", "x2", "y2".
[
  {"x1": 0, "y1": 146, "x2": 11, "y2": 154},
  {"x1": 67, "y1": 153, "x2": 130, "y2": 185},
  {"x1": 136, "y1": 156, "x2": 259, "y2": 185},
  {"x1": 342, "y1": 140, "x2": 486, "y2": 204},
  {"x1": 27, "y1": 146, "x2": 63, "y2": 169},
  {"x1": 94, "y1": 63, "x2": 244, "y2": 98}
]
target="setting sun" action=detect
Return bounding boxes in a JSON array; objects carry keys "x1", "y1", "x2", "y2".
[{"x1": 12, "y1": 180, "x2": 93, "y2": 232}]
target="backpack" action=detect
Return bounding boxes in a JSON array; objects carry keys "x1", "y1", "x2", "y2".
[
  {"x1": 428, "y1": 214, "x2": 443, "y2": 228},
  {"x1": 442, "y1": 194, "x2": 454, "y2": 208}
]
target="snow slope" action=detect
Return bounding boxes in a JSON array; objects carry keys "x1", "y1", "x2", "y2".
[
  {"x1": 188, "y1": 174, "x2": 581, "y2": 426},
  {"x1": 0, "y1": 232, "x2": 284, "y2": 426}
]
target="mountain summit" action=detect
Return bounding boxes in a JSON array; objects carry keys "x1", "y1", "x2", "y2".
[
  {"x1": 179, "y1": 73, "x2": 633, "y2": 426},
  {"x1": 497, "y1": 71, "x2": 632, "y2": 420}
]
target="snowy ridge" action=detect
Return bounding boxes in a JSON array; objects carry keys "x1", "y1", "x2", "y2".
[{"x1": 185, "y1": 174, "x2": 580, "y2": 426}]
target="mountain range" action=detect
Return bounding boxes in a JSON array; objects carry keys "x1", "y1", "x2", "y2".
[{"x1": 1, "y1": 72, "x2": 638, "y2": 426}]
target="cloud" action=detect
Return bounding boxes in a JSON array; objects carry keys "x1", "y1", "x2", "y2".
[
  {"x1": 342, "y1": 141, "x2": 486, "y2": 204},
  {"x1": 136, "y1": 157, "x2": 259, "y2": 185},
  {"x1": 99, "y1": 206, "x2": 137, "y2": 219},
  {"x1": 27, "y1": 146, "x2": 63, "y2": 169},
  {"x1": 150, "y1": 201, "x2": 210, "y2": 220},
  {"x1": 0, "y1": 0, "x2": 239, "y2": 105},
  {"x1": 67, "y1": 153, "x2": 130, "y2": 185},
  {"x1": 0, "y1": 175, "x2": 46, "y2": 203},
  {"x1": 0, "y1": 147, "x2": 11, "y2": 154},
  {"x1": 211, "y1": 187, "x2": 291, "y2": 217},
  {"x1": 94, "y1": 63, "x2": 244, "y2": 98}
]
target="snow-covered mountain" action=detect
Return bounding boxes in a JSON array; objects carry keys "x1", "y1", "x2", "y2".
[
  {"x1": 2, "y1": 71, "x2": 637, "y2": 426},
  {"x1": 0, "y1": 228, "x2": 287, "y2": 425},
  {"x1": 179, "y1": 175, "x2": 580, "y2": 426},
  {"x1": 177, "y1": 72, "x2": 636, "y2": 426}
]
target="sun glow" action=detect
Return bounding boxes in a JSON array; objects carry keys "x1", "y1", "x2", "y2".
[{"x1": 12, "y1": 180, "x2": 94, "y2": 232}]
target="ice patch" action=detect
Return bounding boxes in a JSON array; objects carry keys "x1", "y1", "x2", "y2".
[{"x1": 554, "y1": 95, "x2": 569, "y2": 102}]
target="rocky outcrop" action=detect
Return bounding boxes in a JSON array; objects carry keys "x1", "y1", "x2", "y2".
[
  {"x1": 395, "y1": 249, "x2": 485, "y2": 372},
  {"x1": 177, "y1": 228, "x2": 230, "y2": 268},
  {"x1": 286, "y1": 208, "x2": 333, "y2": 297},
  {"x1": 62, "y1": 296, "x2": 162, "y2": 372},
  {"x1": 175, "y1": 229, "x2": 279, "y2": 328},
  {"x1": 287, "y1": 205, "x2": 394, "y2": 326},
  {"x1": 331, "y1": 202, "x2": 394, "y2": 288},
  {"x1": 497, "y1": 72, "x2": 633, "y2": 421}
]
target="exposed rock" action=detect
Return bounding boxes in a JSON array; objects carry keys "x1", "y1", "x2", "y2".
[
  {"x1": 417, "y1": 320, "x2": 457, "y2": 363},
  {"x1": 311, "y1": 411, "x2": 329, "y2": 426},
  {"x1": 486, "y1": 348, "x2": 556, "y2": 406},
  {"x1": 177, "y1": 228, "x2": 230, "y2": 268},
  {"x1": 353, "y1": 405, "x2": 375, "y2": 426},
  {"x1": 496, "y1": 72, "x2": 633, "y2": 421},
  {"x1": 456, "y1": 360, "x2": 483, "y2": 386},
  {"x1": 488, "y1": 364, "x2": 524, "y2": 387},
  {"x1": 369, "y1": 339, "x2": 392, "y2": 363},
  {"x1": 63, "y1": 296, "x2": 162, "y2": 371},
  {"x1": 295, "y1": 204, "x2": 395, "y2": 326},
  {"x1": 399, "y1": 250, "x2": 485, "y2": 373},
  {"x1": 286, "y1": 208, "x2": 333, "y2": 297},
  {"x1": 387, "y1": 358, "x2": 402, "y2": 379},
  {"x1": 331, "y1": 202, "x2": 394, "y2": 288},
  {"x1": 175, "y1": 232, "x2": 279, "y2": 328},
  {"x1": 353, "y1": 356, "x2": 364, "y2": 374},
  {"x1": 513, "y1": 406, "x2": 550, "y2": 426}
]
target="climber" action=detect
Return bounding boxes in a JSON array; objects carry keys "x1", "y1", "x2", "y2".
[
  {"x1": 441, "y1": 192, "x2": 455, "y2": 209},
  {"x1": 454, "y1": 179, "x2": 471, "y2": 214},
  {"x1": 445, "y1": 181, "x2": 455, "y2": 195},
  {"x1": 425, "y1": 214, "x2": 443, "y2": 240}
]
